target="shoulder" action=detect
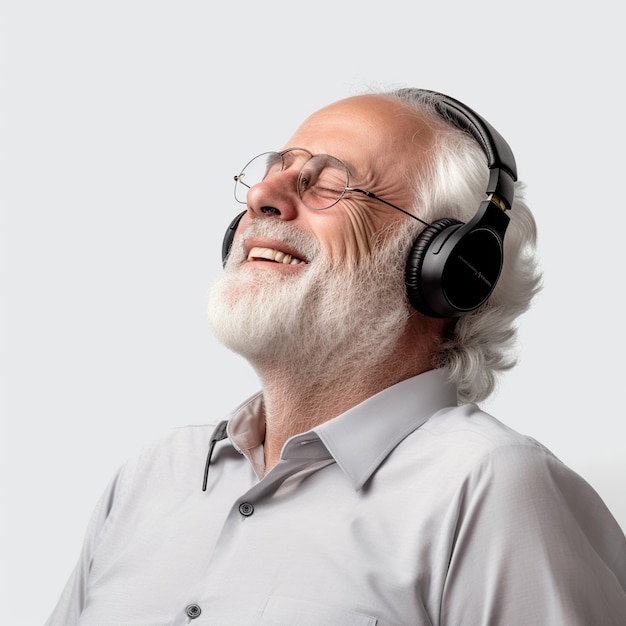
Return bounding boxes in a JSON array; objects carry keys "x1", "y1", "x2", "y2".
[
  {"x1": 97, "y1": 424, "x2": 217, "y2": 517},
  {"x1": 123, "y1": 423, "x2": 217, "y2": 481},
  {"x1": 393, "y1": 402, "x2": 624, "y2": 531},
  {"x1": 405, "y1": 402, "x2": 559, "y2": 479},
  {"x1": 420, "y1": 402, "x2": 544, "y2": 449},
  {"x1": 415, "y1": 404, "x2": 626, "y2": 556}
]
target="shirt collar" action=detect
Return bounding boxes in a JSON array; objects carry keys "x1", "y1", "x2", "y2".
[
  {"x1": 311, "y1": 369, "x2": 458, "y2": 489},
  {"x1": 225, "y1": 369, "x2": 458, "y2": 490}
]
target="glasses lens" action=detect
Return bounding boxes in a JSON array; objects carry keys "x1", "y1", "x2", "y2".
[
  {"x1": 233, "y1": 150, "x2": 349, "y2": 210},
  {"x1": 297, "y1": 155, "x2": 349, "y2": 210},
  {"x1": 234, "y1": 152, "x2": 283, "y2": 204}
]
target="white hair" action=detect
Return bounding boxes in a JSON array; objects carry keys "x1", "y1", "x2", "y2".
[{"x1": 380, "y1": 87, "x2": 543, "y2": 403}]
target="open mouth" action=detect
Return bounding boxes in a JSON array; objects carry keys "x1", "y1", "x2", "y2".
[{"x1": 247, "y1": 246, "x2": 307, "y2": 265}]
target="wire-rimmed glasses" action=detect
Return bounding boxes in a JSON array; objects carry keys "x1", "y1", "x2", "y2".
[{"x1": 233, "y1": 147, "x2": 428, "y2": 226}]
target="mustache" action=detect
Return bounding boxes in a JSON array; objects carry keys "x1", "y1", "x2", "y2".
[{"x1": 236, "y1": 219, "x2": 322, "y2": 261}]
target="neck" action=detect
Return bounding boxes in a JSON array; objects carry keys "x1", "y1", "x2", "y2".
[{"x1": 255, "y1": 319, "x2": 445, "y2": 472}]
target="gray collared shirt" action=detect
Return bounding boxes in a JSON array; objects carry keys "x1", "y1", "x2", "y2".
[{"x1": 46, "y1": 369, "x2": 626, "y2": 625}]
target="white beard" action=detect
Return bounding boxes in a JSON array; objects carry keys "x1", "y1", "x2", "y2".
[{"x1": 207, "y1": 218, "x2": 412, "y2": 379}]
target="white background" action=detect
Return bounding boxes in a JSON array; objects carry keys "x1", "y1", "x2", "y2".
[{"x1": 2, "y1": 2, "x2": 625, "y2": 623}]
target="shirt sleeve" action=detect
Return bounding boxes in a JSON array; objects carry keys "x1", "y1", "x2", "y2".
[{"x1": 440, "y1": 442, "x2": 626, "y2": 625}]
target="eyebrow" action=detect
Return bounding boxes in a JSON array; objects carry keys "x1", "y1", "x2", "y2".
[{"x1": 282, "y1": 147, "x2": 358, "y2": 177}]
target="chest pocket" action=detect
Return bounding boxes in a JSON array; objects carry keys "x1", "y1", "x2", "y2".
[{"x1": 261, "y1": 596, "x2": 378, "y2": 625}]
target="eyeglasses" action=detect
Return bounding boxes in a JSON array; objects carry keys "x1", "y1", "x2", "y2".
[{"x1": 233, "y1": 147, "x2": 429, "y2": 226}]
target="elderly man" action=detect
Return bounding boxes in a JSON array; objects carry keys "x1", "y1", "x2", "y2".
[{"x1": 47, "y1": 89, "x2": 626, "y2": 625}]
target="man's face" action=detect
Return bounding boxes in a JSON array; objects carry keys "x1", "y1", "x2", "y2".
[
  {"x1": 207, "y1": 96, "x2": 432, "y2": 372},
  {"x1": 234, "y1": 94, "x2": 433, "y2": 266}
]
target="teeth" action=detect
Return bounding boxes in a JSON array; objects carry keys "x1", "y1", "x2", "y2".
[{"x1": 248, "y1": 246, "x2": 306, "y2": 265}]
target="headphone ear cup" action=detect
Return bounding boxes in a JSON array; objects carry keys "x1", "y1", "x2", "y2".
[
  {"x1": 222, "y1": 211, "x2": 246, "y2": 267},
  {"x1": 405, "y1": 218, "x2": 463, "y2": 317}
]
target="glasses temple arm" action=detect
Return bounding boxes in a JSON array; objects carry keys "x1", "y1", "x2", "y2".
[{"x1": 347, "y1": 188, "x2": 430, "y2": 227}]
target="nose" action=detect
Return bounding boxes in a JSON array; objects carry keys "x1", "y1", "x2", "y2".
[{"x1": 245, "y1": 168, "x2": 300, "y2": 221}]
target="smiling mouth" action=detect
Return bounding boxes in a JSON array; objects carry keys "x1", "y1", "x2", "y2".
[{"x1": 247, "y1": 246, "x2": 307, "y2": 265}]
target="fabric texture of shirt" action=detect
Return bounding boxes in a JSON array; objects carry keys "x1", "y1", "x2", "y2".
[{"x1": 46, "y1": 369, "x2": 626, "y2": 625}]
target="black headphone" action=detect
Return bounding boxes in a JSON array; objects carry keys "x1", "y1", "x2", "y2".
[{"x1": 221, "y1": 90, "x2": 517, "y2": 319}]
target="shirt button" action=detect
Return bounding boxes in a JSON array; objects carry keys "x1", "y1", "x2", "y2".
[
  {"x1": 239, "y1": 502, "x2": 254, "y2": 516},
  {"x1": 185, "y1": 603, "x2": 201, "y2": 619}
]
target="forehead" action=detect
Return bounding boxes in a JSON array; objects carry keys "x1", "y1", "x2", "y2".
[{"x1": 284, "y1": 95, "x2": 436, "y2": 174}]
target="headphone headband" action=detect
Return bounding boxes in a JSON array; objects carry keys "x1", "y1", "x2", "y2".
[{"x1": 419, "y1": 90, "x2": 517, "y2": 209}]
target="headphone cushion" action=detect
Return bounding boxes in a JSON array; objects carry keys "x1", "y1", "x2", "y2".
[
  {"x1": 405, "y1": 218, "x2": 462, "y2": 316},
  {"x1": 222, "y1": 211, "x2": 246, "y2": 266}
]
